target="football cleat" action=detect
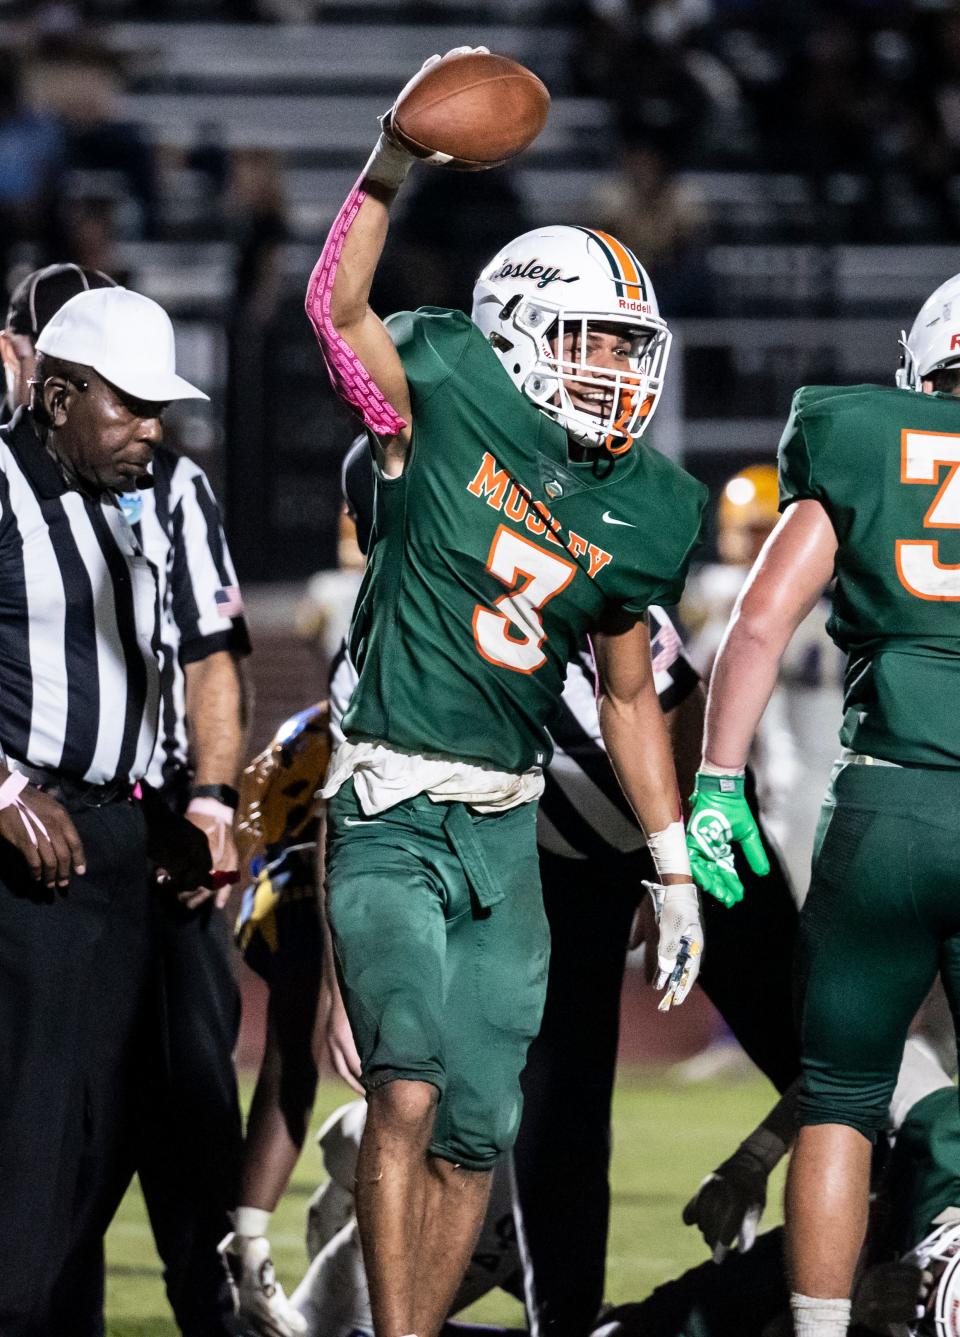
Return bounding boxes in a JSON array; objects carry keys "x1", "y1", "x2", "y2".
[{"x1": 219, "y1": 1233, "x2": 307, "y2": 1337}]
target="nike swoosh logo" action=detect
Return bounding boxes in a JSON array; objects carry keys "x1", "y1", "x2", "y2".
[
  {"x1": 343, "y1": 816, "x2": 384, "y2": 827},
  {"x1": 601, "y1": 511, "x2": 635, "y2": 527}
]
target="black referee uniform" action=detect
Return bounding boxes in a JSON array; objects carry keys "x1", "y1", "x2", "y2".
[
  {"x1": 136, "y1": 445, "x2": 249, "y2": 1337},
  {"x1": 513, "y1": 615, "x2": 801, "y2": 1337},
  {"x1": 0, "y1": 407, "x2": 162, "y2": 1336},
  {"x1": 71, "y1": 445, "x2": 250, "y2": 1337}
]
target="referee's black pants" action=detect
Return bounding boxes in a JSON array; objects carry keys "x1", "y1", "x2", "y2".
[
  {"x1": 0, "y1": 796, "x2": 154, "y2": 1337},
  {"x1": 512, "y1": 824, "x2": 800, "y2": 1337},
  {"x1": 135, "y1": 893, "x2": 242, "y2": 1337},
  {"x1": 58, "y1": 782, "x2": 243, "y2": 1337}
]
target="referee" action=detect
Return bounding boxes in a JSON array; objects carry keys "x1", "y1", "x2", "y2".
[
  {"x1": 3, "y1": 265, "x2": 251, "y2": 1336},
  {"x1": 0, "y1": 283, "x2": 212, "y2": 1336},
  {"x1": 337, "y1": 435, "x2": 803, "y2": 1337}
]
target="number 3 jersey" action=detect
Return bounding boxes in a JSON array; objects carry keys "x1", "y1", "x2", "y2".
[
  {"x1": 340, "y1": 307, "x2": 706, "y2": 775},
  {"x1": 779, "y1": 383, "x2": 960, "y2": 766}
]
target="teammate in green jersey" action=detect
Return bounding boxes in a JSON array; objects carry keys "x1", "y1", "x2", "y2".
[
  {"x1": 304, "y1": 47, "x2": 708, "y2": 1337},
  {"x1": 683, "y1": 271, "x2": 960, "y2": 1337}
]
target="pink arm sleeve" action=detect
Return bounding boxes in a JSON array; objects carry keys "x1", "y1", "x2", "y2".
[{"x1": 304, "y1": 184, "x2": 408, "y2": 437}]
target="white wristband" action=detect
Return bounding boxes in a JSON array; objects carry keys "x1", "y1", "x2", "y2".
[
  {"x1": 362, "y1": 131, "x2": 416, "y2": 191},
  {"x1": 646, "y1": 820, "x2": 691, "y2": 879},
  {"x1": 700, "y1": 759, "x2": 745, "y2": 777}
]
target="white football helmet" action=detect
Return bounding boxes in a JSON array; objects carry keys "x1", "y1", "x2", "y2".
[
  {"x1": 472, "y1": 225, "x2": 670, "y2": 452},
  {"x1": 897, "y1": 273, "x2": 960, "y2": 392}
]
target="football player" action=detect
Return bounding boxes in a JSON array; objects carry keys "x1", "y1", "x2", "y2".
[
  {"x1": 684, "y1": 273, "x2": 960, "y2": 1337},
  {"x1": 219, "y1": 704, "x2": 331, "y2": 1336},
  {"x1": 288, "y1": 1038, "x2": 957, "y2": 1337},
  {"x1": 306, "y1": 47, "x2": 708, "y2": 1337}
]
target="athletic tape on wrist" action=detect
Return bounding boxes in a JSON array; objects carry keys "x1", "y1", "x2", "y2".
[
  {"x1": 305, "y1": 180, "x2": 408, "y2": 438},
  {"x1": 0, "y1": 772, "x2": 50, "y2": 848},
  {"x1": 363, "y1": 131, "x2": 417, "y2": 189},
  {"x1": 646, "y1": 820, "x2": 692, "y2": 879},
  {"x1": 700, "y1": 759, "x2": 746, "y2": 778}
]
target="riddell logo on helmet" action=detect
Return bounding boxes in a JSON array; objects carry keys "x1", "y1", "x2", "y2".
[
  {"x1": 950, "y1": 333, "x2": 960, "y2": 350},
  {"x1": 617, "y1": 298, "x2": 653, "y2": 314},
  {"x1": 495, "y1": 259, "x2": 579, "y2": 289}
]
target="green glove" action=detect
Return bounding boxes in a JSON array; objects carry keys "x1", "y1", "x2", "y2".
[{"x1": 686, "y1": 772, "x2": 770, "y2": 907}]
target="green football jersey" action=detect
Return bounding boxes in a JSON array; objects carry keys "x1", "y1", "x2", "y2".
[
  {"x1": 779, "y1": 382, "x2": 960, "y2": 766},
  {"x1": 341, "y1": 307, "x2": 707, "y2": 773}
]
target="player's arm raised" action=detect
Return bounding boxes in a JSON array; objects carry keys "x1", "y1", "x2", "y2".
[
  {"x1": 305, "y1": 49, "x2": 485, "y2": 474},
  {"x1": 688, "y1": 498, "x2": 838, "y2": 905},
  {"x1": 593, "y1": 609, "x2": 702, "y2": 1009}
]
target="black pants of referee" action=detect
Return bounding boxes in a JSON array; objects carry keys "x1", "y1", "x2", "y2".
[
  {"x1": 58, "y1": 787, "x2": 244, "y2": 1337},
  {"x1": 512, "y1": 826, "x2": 800, "y2": 1337},
  {"x1": 0, "y1": 795, "x2": 155, "y2": 1337}
]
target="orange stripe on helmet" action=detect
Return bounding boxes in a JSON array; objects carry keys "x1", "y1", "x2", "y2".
[{"x1": 591, "y1": 230, "x2": 646, "y2": 301}]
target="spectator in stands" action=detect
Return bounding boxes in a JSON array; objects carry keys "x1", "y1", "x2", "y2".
[
  {"x1": 24, "y1": 32, "x2": 159, "y2": 237},
  {"x1": 60, "y1": 195, "x2": 131, "y2": 285},
  {"x1": 227, "y1": 148, "x2": 289, "y2": 325},
  {"x1": 376, "y1": 169, "x2": 532, "y2": 315},
  {"x1": 574, "y1": 0, "x2": 726, "y2": 166},
  {"x1": 590, "y1": 133, "x2": 710, "y2": 314},
  {"x1": 0, "y1": 51, "x2": 66, "y2": 258}
]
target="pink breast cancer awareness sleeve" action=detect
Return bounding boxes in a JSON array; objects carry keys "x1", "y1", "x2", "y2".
[{"x1": 305, "y1": 185, "x2": 408, "y2": 438}]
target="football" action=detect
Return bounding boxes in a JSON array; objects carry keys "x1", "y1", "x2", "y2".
[{"x1": 391, "y1": 50, "x2": 550, "y2": 171}]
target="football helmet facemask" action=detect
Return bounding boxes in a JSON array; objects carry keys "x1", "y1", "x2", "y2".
[
  {"x1": 897, "y1": 273, "x2": 960, "y2": 392},
  {"x1": 472, "y1": 225, "x2": 670, "y2": 452}
]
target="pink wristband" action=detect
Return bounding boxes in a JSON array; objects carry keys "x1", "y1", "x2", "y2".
[
  {"x1": 0, "y1": 772, "x2": 29, "y2": 808},
  {"x1": 0, "y1": 771, "x2": 50, "y2": 848}
]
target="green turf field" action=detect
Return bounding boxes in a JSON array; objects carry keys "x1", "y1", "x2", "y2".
[{"x1": 105, "y1": 1068, "x2": 785, "y2": 1336}]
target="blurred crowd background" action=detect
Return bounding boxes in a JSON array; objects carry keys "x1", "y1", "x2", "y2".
[{"x1": 0, "y1": 0, "x2": 954, "y2": 768}]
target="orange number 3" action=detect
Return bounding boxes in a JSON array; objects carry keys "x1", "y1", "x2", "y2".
[{"x1": 896, "y1": 429, "x2": 960, "y2": 601}]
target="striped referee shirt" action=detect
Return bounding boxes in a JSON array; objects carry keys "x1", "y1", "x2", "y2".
[
  {"x1": 0, "y1": 409, "x2": 161, "y2": 785},
  {"x1": 327, "y1": 605, "x2": 700, "y2": 860},
  {"x1": 128, "y1": 445, "x2": 251, "y2": 792}
]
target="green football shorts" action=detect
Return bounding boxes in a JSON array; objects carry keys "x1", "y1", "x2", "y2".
[
  {"x1": 798, "y1": 760, "x2": 960, "y2": 1139},
  {"x1": 324, "y1": 779, "x2": 549, "y2": 1170}
]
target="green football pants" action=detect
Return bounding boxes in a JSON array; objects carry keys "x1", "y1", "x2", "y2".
[
  {"x1": 798, "y1": 761, "x2": 960, "y2": 1138},
  {"x1": 325, "y1": 780, "x2": 549, "y2": 1170}
]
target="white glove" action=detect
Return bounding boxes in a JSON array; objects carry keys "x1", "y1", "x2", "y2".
[{"x1": 642, "y1": 880, "x2": 703, "y2": 1010}]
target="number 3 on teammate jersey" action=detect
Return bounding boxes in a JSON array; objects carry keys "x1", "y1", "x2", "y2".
[
  {"x1": 473, "y1": 525, "x2": 577, "y2": 672},
  {"x1": 897, "y1": 429, "x2": 960, "y2": 601}
]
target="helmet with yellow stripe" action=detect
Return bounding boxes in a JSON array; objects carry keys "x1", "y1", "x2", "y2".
[{"x1": 471, "y1": 225, "x2": 671, "y2": 453}]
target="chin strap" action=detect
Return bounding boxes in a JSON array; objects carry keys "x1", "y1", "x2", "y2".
[{"x1": 603, "y1": 389, "x2": 654, "y2": 455}]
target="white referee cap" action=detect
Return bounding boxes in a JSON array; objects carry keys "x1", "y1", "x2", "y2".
[{"x1": 35, "y1": 286, "x2": 208, "y2": 403}]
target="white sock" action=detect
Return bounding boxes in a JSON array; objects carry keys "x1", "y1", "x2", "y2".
[
  {"x1": 232, "y1": 1206, "x2": 273, "y2": 1239},
  {"x1": 790, "y1": 1293, "x2": 851, "y2": 1337}
]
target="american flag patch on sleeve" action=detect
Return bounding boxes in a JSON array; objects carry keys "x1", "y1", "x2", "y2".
[{"x1": 214, "y1": 586, "x2": 244, "y2": 618}]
